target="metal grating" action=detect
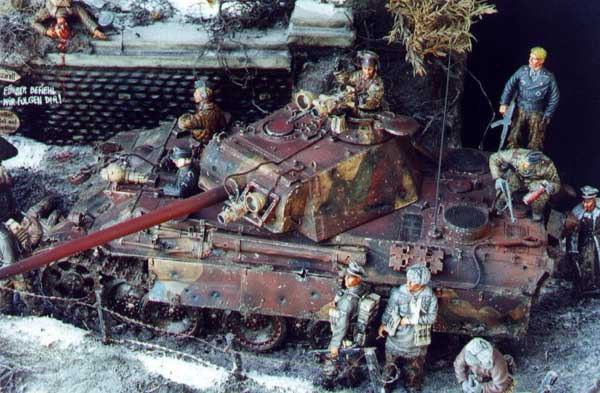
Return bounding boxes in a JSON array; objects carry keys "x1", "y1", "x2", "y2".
[
  {"x1": 399, "y1": 213, "x2": 423, "y2": 242},
  {"x1": 5, "y1": 67, "x2": 292, "y2": 145}
]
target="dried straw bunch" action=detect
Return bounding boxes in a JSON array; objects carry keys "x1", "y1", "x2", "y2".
[{"x1": 386, "y1": 0, "x2": 496, "y2": 76}]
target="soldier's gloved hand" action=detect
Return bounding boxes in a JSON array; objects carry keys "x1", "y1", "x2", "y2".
[
  {"x1": 541, "y1": 181, "x2": 555, "y2": 195},
  {"x1": 461, "y1": 380, "x2": 472, "y2": 393},
  {"x1": 541, "y1": 116, "x2": 551, "y2": 128},
  {"x1": 494, "y1": 178, "x2": 504, "y2": 191},
  {"x1": 0, "y1": 165, "x2": 12, "y2": 187}
]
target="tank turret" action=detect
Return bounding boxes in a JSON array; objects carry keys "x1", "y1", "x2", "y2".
[{"x1": 201, "y1": 95, "x2": 421, "y2": 241}]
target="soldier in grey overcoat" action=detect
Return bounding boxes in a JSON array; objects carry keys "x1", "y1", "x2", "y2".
[
  {"x1": 499, "y1": 46, "x2": 559, "y2": 151},
  {"x1": 378, "y1": 264, "x2": 438, "y2": 393},
  {"x1": 569, "y1": 185, "x2": 600, "y2": 294}
]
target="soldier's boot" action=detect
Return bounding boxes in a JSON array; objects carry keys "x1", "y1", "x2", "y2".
[
  {"x1": 0, "y1": 281, "x2": 13, "y2": 314},
  {"x1": 531, "y1": 193, "x2": 549, "y2": 222},
  {"x1": 318, "y1": 358, "x2": 338, "y2": 391},
  {"x1": 382, "y1": 354, "x2": 400, "y2": 390},
  {"x1": 402, "y1": 355, "x2": 426, "y2": 393}
]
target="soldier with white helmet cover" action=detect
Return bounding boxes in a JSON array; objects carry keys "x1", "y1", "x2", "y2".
[
  {"x1": 378, "y1": 263, "x2": 438, "y2": 393},
  {"x1": 454, "y1": 337, "x2": 515, "y2": 393}
]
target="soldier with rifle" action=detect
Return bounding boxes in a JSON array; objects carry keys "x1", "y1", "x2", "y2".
[
  {"x1": 320, "y1": 262, "x2": 380, "y2": 390},
  {"x1": 489, "y1": 149, "x2": 560, "y2": 222},
  {"x1": 499, "y1": 47, "x2": 560, "y2": 151}
]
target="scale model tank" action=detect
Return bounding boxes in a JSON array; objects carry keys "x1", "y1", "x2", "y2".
[{"x1": 0, "y1": 95, "x2": 555, "y2": 352}]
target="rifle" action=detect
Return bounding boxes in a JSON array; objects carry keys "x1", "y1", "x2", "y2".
[
  {"x1": 491, "y1": 99, "x2": 516, "y2": 151},
  {"x1": 312, "y1": 346, "x2": 384, "y2": 393},
  {"x1": 495, "y1": 178, "x2": 517, "y2": 223}
]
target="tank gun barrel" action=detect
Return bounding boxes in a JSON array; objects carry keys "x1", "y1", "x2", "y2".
[{"x1": 0, "y1": 186, "x2": 228, "y2": 280}]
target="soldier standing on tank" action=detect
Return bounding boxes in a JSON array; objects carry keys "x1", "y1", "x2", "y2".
[
  {"x1": 454, "y1": 337, "x2": 515, "y2": 393},
  {"x1": 499, "y1": 47, "x2": 559, "y2": 151},
  {"x1": 569, "y1": 185, "x2": 600, "y2": 294},
  {"x1": 320, "y1": 262, "x2": 371, "y2": 389},
  {"x1": 334, "y1": 51, "x2": 385, "y2": 115},
  {"x1": 177, "y1": 79, "x2": 227, "y2": 145},
  {"x1": 489, "y1": 149, "x2": 560, "y2": 222},
  {"x1": 31, "y1": 0, "x2": 107, "y2": 40},
  {"x1": 378, "y1": 264, "x2": 438, "y2": 393},
  {"x1": 162, "y1": 147, "x2": 199, "y2": 198}
]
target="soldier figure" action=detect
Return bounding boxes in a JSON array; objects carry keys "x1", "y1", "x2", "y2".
[
  {"x1": 569, "y1": 186, "x2": 600, "y2": 294},
  {"x1": 177, "y1": 80, "x2": 227, "y2": 144},
  {"x1": 0, "y1": 137, "x2": 18, "y2": 223},
  {"x1": 321, "y1": 262, "x2": 377, "y2": 389},
  {"x1": 0, "y1": 197, "x2": 56, "y2": 313},
  {"x1": 334, "y1": 51, "x2": 384, "y2": 115},
  {"x1": 32, "y1": 0, "x2": 107, "y2": 40},
  {"x1": 454, "y1": 337, "x2": 515, "y2": 393},
  {"x1": 489, "y1": 149, "x2": 560, "y2": 222},
  {"x1": 499, "y1": 47, "x2": 559, "y2": 151},
  {"x1": 378, "y1": 264, "x2": 438, "y2": 393},
  {"x1": 162, "y1": 147, "x2": 199, "y2": 198}
]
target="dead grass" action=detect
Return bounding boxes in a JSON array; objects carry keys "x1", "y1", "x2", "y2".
[{"x1": 386, "y1": 0, "x2": 496, "y2": 76}]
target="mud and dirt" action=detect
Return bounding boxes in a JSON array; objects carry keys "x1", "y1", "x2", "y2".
[{"x1": 0, "y1": 135, "x2": 599, "y2": 393}]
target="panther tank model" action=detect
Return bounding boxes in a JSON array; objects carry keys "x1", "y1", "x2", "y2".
[{"x1": 0, "y1": 99, "x2": 555, "y2": 352}]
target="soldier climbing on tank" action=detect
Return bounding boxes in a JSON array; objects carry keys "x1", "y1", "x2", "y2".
[
  {"x1": 489, "y1": 149, "x2": 560, "y2": 222},
  {"x1": 177, "y1": 79, "x2": 227, "y2": 145},
  {"x1": 162, "y1": 147, "x2": 199, "y2": 198},
  {"x1": 499, "y1": 47, "x2": 559, "y2": 151},
  {"x1": 454, "y1": 337, "x2": 515, "y2": 393},
  {"x1": 320, "y1": 261, "x2": 380, "y2": 390},
  {"x1": 31, "y1": 0, "x2": 107, "y2": 40},
  {"x1": 378, "y1": 264, "x2": 438, "y2": 393},
  {"x1": 334, "y1": 50, "x2": 385, "y2": 116},
  {"x1": 569, "y1": 185, "x2": 600, "y2": 295},
  {"x1": 0, "y1": 197, "x2": 57, "y2": 313}
]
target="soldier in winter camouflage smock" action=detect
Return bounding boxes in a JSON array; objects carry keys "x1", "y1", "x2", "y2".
[
  {"x1": 334, "y1": 51, "x2": 384, "y2": 115},
  {"x1": 454, "y1": 338, "x2": 515, "y2": 393},
  {"x1": 499, "y1": 47, "x2": 559, "y2": 150},
  {"x1": 489, "y1": 149, "x2": 560, "y2": 222},
  {"x1": 378, "y1": 264, "x2": 438, "y2": 393}
]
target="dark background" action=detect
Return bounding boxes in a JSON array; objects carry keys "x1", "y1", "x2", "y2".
[{"x1": 462, "y1": 0, "x2": 600, "y2": 191}]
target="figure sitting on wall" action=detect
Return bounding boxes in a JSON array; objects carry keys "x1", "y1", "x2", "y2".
[
  {"x1": 162, "y1": 147, "x2": 199, "y2": 198},
  {"x1": 454, "y1": 337, "x2": 515, "y2": 393},
  {"x1": 333, "y1": 50, "x2": 384, "y2": 116},
  {"x1": 489, "y1": 148, "x2": 560, "y2": 222},
  {"x1": 177, "y1": 79, "x2": 227, "y2": 145},
  {"x1": 31, "y1": 0, "x2": 107, "y2": 40}
]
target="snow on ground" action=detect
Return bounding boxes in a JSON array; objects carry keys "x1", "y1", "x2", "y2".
[
  {"x1": 0, "y1": 315, "x2": 324, "y2": 393},
  {"x1": 0, "y1": 316, "x2": 87, "y2": 350},
  {"x1": 137, "y1": 353, "x2": 229, "y2": 390}
]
